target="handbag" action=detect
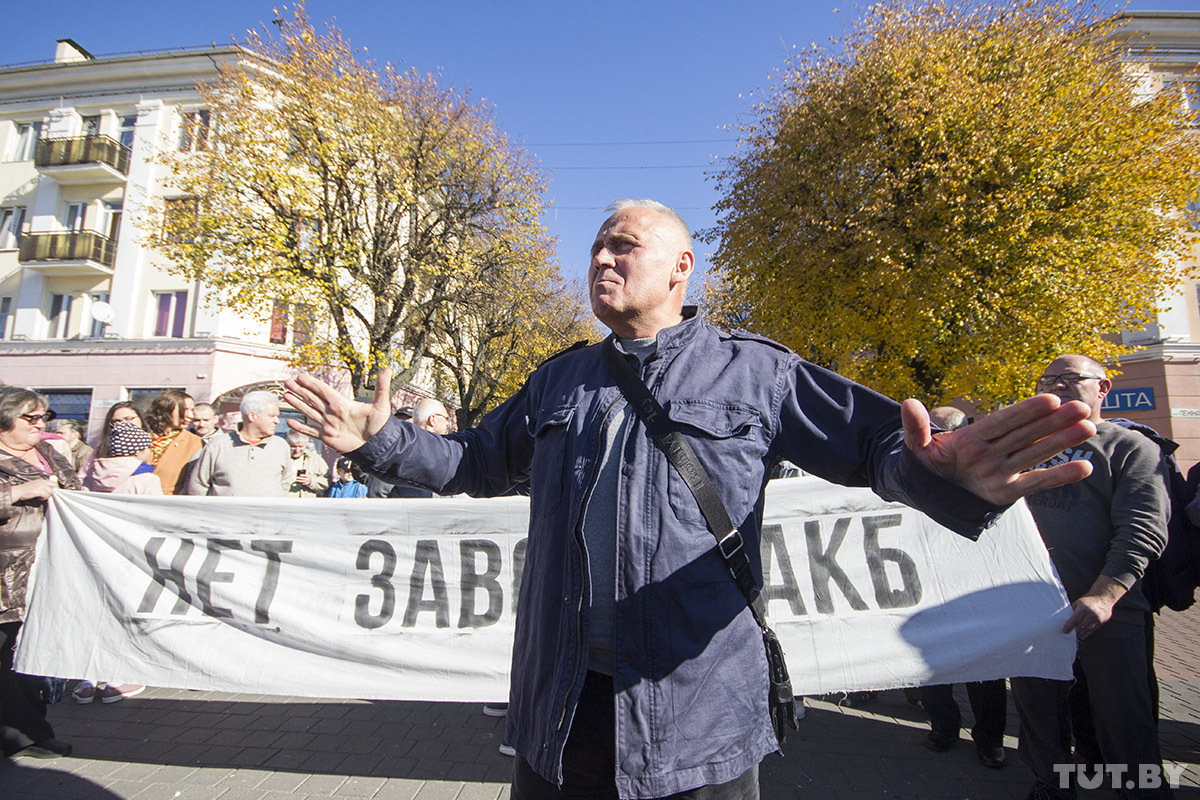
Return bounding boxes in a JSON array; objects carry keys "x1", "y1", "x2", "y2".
[{"x1": 600, "y1": 339, "x2": 800, "y2": 746}]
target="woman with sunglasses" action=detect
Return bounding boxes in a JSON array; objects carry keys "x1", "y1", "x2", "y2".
[{"x1": 0, "y1": 386, "x2": 79, "y2": 759}]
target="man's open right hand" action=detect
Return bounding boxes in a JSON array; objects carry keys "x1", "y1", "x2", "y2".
[{"x1": 283, "y1": 370, "x2": 394, "y2": 454}]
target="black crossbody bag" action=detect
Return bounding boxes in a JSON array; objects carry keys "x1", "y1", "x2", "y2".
[{"x1": 600, "y1": 339, "x2": 800, "y2": 746}]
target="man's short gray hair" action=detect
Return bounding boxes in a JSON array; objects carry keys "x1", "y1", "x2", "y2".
[
  {"x1": 606, "y1": 198, "x2": 693, "y2": 252},
  {"x1": 285, "y1": 430, "x2": 318, "y2": 452},
  {"x1": 241, "y1": 390, "x2": 280, "y2": 418}
]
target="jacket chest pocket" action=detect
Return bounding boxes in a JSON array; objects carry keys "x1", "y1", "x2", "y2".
[
  {"x1": 663, "y1": 401, "x2": 765, "y2": 525},
  {"x1": 528, "y1": 404, "x2": 575, "y2": 517}
]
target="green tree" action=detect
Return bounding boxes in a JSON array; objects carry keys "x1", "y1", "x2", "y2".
[
  {"x1": 704, "y1": 0, "x2": 1200, "y2": 409},
  {"x1": 152, "y1": 4, "x2": 554, "y2": 399}
]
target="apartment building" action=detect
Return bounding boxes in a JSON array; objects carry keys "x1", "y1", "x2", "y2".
[
  {"x1": 0, "y1": 39, "x2": 300, "y2": 436},
  {"x1": 0, "y1": 39, "x2": 445, "y2": 438},
  {"x1": 1104, "y1": 12, "x2": 1200, "y2": 467}
]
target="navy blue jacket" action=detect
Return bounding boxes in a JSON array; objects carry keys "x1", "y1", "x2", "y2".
[{"x1": 352, "y1": 311, "x2": 1002, "y2": 798}]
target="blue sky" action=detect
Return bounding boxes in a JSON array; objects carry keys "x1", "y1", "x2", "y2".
[{"x1": 5, "y1": 1, "x2": 1195, "y2": 286}]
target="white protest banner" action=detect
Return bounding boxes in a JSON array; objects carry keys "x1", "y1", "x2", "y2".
[{"x1": 18, "y1": 478, "x2": 1074, "y2": 700}]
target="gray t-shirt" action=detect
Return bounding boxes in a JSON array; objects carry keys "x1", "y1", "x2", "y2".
[{"x1": 583, "y1": 336, "x2": 657, "y2": 674}]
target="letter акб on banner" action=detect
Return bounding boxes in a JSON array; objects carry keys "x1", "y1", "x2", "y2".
[{"x1": 19, "y1": 480, "x2": 1075, "y2": 701}]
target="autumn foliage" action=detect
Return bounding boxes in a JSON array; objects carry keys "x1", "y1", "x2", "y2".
[
  {"x1": 705, "y1": 1, "x2": 1200, "y2": 408},
  {"x1": 152, "y1": 5, "x2": 576, "y2": 412}
]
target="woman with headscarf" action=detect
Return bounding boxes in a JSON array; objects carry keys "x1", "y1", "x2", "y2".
[{"x1": 0, "y1": 386, "x2": 79, "y2": 758}]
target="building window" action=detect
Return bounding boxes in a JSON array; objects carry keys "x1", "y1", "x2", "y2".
[
  {"x1": 1181, "y1": 81, "x2": 1200, "y2": 124},
  {"x1": 8, "y1": 122, "x2": 42, "y2": 162},
  {"x1": 88, "y1": 293, "x2": 110, "y2": 339},
  {"x1": 80, "y1": 115, "x2": 101, "y2": 137},
  {"x1": 103, "y1": 202, "x2": 122, "y2": 241},
  {"x1": 0, "y1": 297, "x2": 11, "y2": 339},
  {"x1": 178, "y1": 110, "x2": 210, "y2": 152},
  {"x1": 128, "y1": 388, "x2": 170, "y2": 417},
  {"x1": 163, "y1": 197, "x2": 199, "y2": 243},
  {"x1": 153, "y1": 290, "x2": 188, "y2": 338},
  {"x1": 269, "y1": 300, "x2": 289, "y2": 344},
  {"x1": 48, "y1": 293, "x2": 73, "y2": 339},
  {"x1": 293, "y1": 303, "x2": 315, "y2": 346},
  {"x1": 0, "y1": 206, "x2": 25, "y2": 250},
  {"x1": 37, "y1": 389, "x2": 93, "y2": 431},
  {"x1": 268, "y1": 301, "x2": 316, "y2": 345},
  {"x1": 118, "y1": 115, "x2": 136, "y2": 150},
  {"x1": 64, "y1": 202, "x2": 87, "y2": 232}
]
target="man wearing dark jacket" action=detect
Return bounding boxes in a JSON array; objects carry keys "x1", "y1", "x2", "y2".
[
  {"x1": 1013, "y1": 355, "x2": 1172, "y2": 800},
  {"x1": 284, "y1": 200, "x2": 1096, "y2": 800}
]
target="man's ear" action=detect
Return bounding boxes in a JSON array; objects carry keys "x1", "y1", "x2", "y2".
[
  {"x1": 1097, "y1": 378, "x2": 1113, "y2": 401},
  {"x1": 671, "y1": 250, "x2": 695, "y2": 287}
]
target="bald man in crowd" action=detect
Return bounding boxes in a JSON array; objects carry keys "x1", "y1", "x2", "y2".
[
  {"x1": 366, "y1": 397, "x2": 452, "y2": 498},
  {"x1": 1012, "y1": 355, "x2": 1172, "y2": 799}
]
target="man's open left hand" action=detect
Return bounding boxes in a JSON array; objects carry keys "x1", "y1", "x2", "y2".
[{"x1": 901, "y1": 394, "x2": 1096, "y2": 506}]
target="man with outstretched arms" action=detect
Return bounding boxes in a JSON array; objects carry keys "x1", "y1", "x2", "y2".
[{"x1": 285, "y1": 199, "x2": 1095, "y2": 800}]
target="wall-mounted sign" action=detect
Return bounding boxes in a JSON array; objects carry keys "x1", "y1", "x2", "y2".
[
  {"x1": 1103, "y1": 387, "x2": 1155, "y2": 413},
  {"x1": 1172, "y1": 409, "x2": 1200, "y2": 419}
]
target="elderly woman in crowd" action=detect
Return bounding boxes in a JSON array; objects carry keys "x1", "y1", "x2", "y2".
[
  {"x1": 0, "y1": 386, "x2": 78, "y2": 758},
  {"x1": 285, "y1": 431, "x2": 330, "y2": 498},
  {"x1": 144, "y1": 390, "x2": 202, "y2": 495}
]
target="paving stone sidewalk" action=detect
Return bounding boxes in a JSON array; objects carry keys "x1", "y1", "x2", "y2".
[{"x1": 4, "y1": 605, "x2": 1200, "y2": 800}]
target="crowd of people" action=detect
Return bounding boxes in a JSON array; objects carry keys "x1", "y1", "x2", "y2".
[
  {"x1": 0, "y1": 383, "x2": 457, "y2": 760},
  {"x1": 0, "y1": 198, "x2": 1189, "y2": 800}
]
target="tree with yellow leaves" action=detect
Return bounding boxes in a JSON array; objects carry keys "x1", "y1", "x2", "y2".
[
  {"x1": 705, "y1": 0, "x2": 1199, "y2": 409},
  {"x1": 426, "y1": 260, "x2": 598, "y2": 428},
  {"x1": 152, "y1": 4, "x2": 555, "y2": 399}
]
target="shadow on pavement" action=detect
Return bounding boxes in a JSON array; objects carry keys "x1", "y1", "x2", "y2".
[
  {"x1": 0, "y1": 759, "x2": 124, "y2": 799},
  {"x1": 16, "y1": 688, "x2": 1200, "y2": 800}
]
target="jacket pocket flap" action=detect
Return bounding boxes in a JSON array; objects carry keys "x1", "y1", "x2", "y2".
[
  {"x1": 529, "y1": 405, "x2": 575, "y2": 437},
  {"x1": 664, "y1": 401, "x2": 761, "y2": 438}
]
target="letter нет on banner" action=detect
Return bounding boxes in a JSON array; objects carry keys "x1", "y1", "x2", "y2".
[{"x1": 19, "y1": 477, "x2": 1075, "y2": 701}]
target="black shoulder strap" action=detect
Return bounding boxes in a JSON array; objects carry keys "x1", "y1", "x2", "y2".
[{"x1": 600, "y1": 337, "x2": 769, "y2": 630}]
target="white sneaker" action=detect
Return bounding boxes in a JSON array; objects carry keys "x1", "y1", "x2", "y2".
[
  {"x1": 482, "y1": 702, "x2": 509, "y2": 717},
  {"x1": 499, "y1": 742, "x2": 516, "y2": 757}
]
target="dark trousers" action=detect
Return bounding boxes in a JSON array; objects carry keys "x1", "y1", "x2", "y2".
[
  {"x1": 0, "y1": 620, "x2": 54, "y2": 755},
  {"x1": 1069, "y1": 612, "x2": 1159, "y2": 764},
  {"x1": 1012, "y1": 616, "x2": 1170, "y2": 798},
  {"x1": 919, "y1": 680, "x2": 1006, "y2": 748},
  {"x1": 512, "y1": 671, "x2": 759, "y2": 800}
]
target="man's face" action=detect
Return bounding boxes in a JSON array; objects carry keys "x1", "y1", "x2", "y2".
[
  {"x1": 183, "y1": 397, "x2": 195, "y2": 425},
  {"x1": 191, "y1": 407, "x2": 216, "y2": 436},
  {"x1": 58, "y1": 424, "x2": 79, "y2": 446},
  {"x1": 422, "y1": 411, "x2": 451, "y2": 435},
  {"x1": 1037, "y1": 357, "x2": 1111, "y2": 419},
  {"x1": 244, "y1": 404, "x2": 280, "y2": 440},
  {"x1": 588, "y1": 207, "x2": 689, "y2": 332},
  {"x1": 290, "y1": 441, "x2": 306, "y2": 459}
]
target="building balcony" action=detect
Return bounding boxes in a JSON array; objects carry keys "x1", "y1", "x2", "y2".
[
  {"x1": 18, "y1": 231, "x2": 115, "y2": 276},
  {"x1": 34, "y1": 135, "x2": 131, "y2": 184}
]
